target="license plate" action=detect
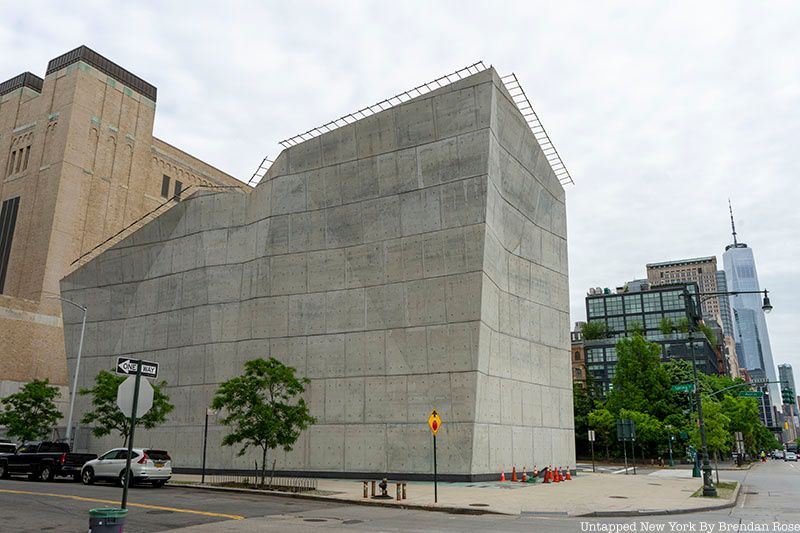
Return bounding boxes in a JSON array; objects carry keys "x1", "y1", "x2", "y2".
[{"x1": 155, "y1": 462, "x2": 165, "y2": 468}]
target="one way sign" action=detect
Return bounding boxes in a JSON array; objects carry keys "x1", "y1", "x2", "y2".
[{"x1": 116, "y1": 357, "x2": 159, "y2": 379}]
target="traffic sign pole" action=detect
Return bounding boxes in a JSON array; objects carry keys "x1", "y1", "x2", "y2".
[
  {"x1": 121, "y1": 360, "x2": 142, "y2": 510},
  {"x1": 433, "y1": 434, "x2": 438, "y2": 503}
]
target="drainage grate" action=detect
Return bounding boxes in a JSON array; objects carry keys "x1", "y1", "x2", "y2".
[
  {"x1": 744, "y1": 491, "x2": 759, "y2": 495},
  {"x1": 648, "y1": 483, "x2": 662, "y2": 486},
  {"x1": 470, "y1": 503, "x2": 490, "y2": 507},
  {"x1": 609, "y1": 496, "x2": 629, "y2": 499},
  {"x1": 146, "y1": 510, "x2": 175, "y2": 515},
  {"x1": 343, "y1": 520, "x2": 364, "y2": 525},
  {"x1": 304, "y1": 519, "x2": 328, "y2": 523}
]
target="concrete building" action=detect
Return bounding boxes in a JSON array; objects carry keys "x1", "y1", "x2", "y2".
[
  {"x1": 723, "y1": 209, "x2": 779, "y2": 408},
  {"x1": 0, "y1": 46, "x2": 248, "y2": 406},
  {"x1": 60, "y1": 66, "x2": 573, "y2": 479},
  {"x1": 583, "y1": 281, "x2": 721, "y2": 393}
]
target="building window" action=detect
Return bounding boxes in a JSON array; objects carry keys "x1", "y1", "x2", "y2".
[
  {"x1": 22, "y1": 146, "x2": 30, "y2": 171},
  {"x1": 623, "y1": 294, "x2": 642, "y2": 314},
  {"x1": 0, "y1": 196, "x2": 21, "y2": 294},
  {"x1": 574, "y1": 351, "x2": 581, "y2": 361},
  {"x1": 642, "y1": 292, "x2": 661, "y2": 312},
  {"x1": 161, "y1": 175, "x2": 171, "y2": 198},
  {"x1": 587, "y1": 298, "x2": 605, "y2": 319},
  {"x1": 174, "y1": 180, "x2": 183, "y2": 199},
  {"x1": 605, "y1": 296, "x2": 623, "y2": 316}
]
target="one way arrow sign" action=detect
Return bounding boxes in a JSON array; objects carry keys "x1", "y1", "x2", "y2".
[{"x1": 116, "y1": 357, "x2": 159, "y2": 379}]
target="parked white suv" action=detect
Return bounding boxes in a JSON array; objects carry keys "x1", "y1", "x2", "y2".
[{"x1": 81, "y1": 448, "x2": 171, "y2": 487}]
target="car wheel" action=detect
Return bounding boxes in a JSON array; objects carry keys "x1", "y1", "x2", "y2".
[
  {"x1": 152, "y1": 480, "x2": 166, "y2": 488},
  {"x1": 118, "y1": 469, "x2": 133, "y2": 487},
  {"x1": 39, "y1": 465, "x2": 54, "y2": 482},
  {"x1": 82, "y1": 468, "x2": 94, "y2": 485}
]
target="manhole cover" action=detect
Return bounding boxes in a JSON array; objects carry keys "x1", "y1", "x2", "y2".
[
  {"x1": 470, "y1": 503, "x2": 490, "y2": 507},
  {"x1": 609, "y1": 496, "x2": 628, "y2": 499},
  {"x1": 304, "y1": 519, "x2": 328, "y2": 523}
]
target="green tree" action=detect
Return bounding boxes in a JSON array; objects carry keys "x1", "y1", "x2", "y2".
[
  {"x1": 676, "y1": 318, "x2": 690, "y2": 333},
  {"x1": 606, "y1": 333, "x2": 676, "y2": 419},
  {"x1": 80, "y1": 370, "x2": 174, "y2": 447},
  {"x1": 619, "y1": 409, "x2": 664, "y2": 458},
  {"x1": 0, "y1": 379, "x2": 62, "y2": 443},
  {"x1": 588, "y1": 408, "x2": 615, "y2": 460},
  {"x1": 698, "y1": 324, "x2": 718, "y2": 346},
  {"x1": 627, "y1": 320, "x2": 643, "y2": 336},
  {"x1": 690, "y1": 399, "x2": 731, "y2": 461},
  {"x1": 212, "y1": 358, "x2": 316, "y2": 487},
  {"x1": 580, "y1": 321, "x2": 608, "y2": 340},
  {"x1": 659, "y1": 317, "x2": 675, "y2": 336}
]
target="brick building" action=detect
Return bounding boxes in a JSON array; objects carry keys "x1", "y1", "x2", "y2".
[{"x1": 0, "y1": 46, "x2": 248, "y2": 401}]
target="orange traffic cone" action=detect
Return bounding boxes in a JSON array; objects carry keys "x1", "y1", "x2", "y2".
[
  {"x1": 565, "y1": 468, "x2": 572, "y2": 481},
  {"x1": 511, "y1": 466, "x2": 518, "y2": 482},
  {"x1": 521, "y1": 466, "x2": 527, "y2": 482},
  {"x1": 500, "y1": 469, "x2": 506, "y2": 482},
  {"x1": 543, "y1": 466, "x2": 551, "y2": 483},
  {"x1": 554, "y1": 467, "x2": 561, "y2": 482}
]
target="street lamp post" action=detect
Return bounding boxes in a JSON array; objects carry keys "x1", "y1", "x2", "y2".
[
  {"x1": 47, "y1": 295, "x2": 87, "y2": 449},
  {"x1": 201, "y1": 408, "x2": 216, "y2": 485},
  {"x1": 680, "y1": 287, "x2": 772, "y2": 498},
  {"x1": 665, "y1": 424, "x2": 674, "y2": 467}
]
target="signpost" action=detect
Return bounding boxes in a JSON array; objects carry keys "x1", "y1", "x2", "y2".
[
  {"x1": 671, "y1": 383, "x2": 694, "y2": 392},
  {"x1": 428, "y1": 409, "x2": 441, "y2": 503},
  {"x1": 588, "y1": 430, "x2": 596, "y2": 472},
  {"x1": 115, "y1": 358, "x2": 158, "y2": 510},
  {"x1": 616, "y1": 419, "x2": 636, "y2": 475}
]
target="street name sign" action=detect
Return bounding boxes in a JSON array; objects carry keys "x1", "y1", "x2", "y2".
[
  {"x1": 116, "y1": 375, "x2": 154, "y2": 418},
  {"x1": 116, "y1": 357, "x2": 159, "y2": 379},
  {"x1": 671, "y1": 383, "x2": 694, "y2": 392},
  {"x1": 737, "y1": 391, "x2": 763, "y2": 398}
]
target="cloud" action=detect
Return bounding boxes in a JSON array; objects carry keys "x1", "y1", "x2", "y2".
[{"x1": 3, "y1": 0, "x2": 798, "y2": 379}]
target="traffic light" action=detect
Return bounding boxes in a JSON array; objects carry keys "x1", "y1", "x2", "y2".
[{"x1": 782, "y1": 387, "x2": 796, "y2": 405}]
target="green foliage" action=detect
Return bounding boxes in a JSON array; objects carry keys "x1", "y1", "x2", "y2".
[
  {"x1": 627, "y1": 320, "x2": 643, "y2": 336},
  {"x1": 659, "y1": 317, "x2": 675, "y2": 336},
  {"x1": 212, "y1": 357, "x2": 316, "y2": 487},
  {"x1": 580, "y1": 321, "x2": 608, "y2": 340},
  {"x1": 676, "y1": 318, "x2": 690, "y2": 333},
  {"x1": 619, "y1": 409, "x2": 665, "y2": 457},
  {"x1": 0, "y1": 379, "x2": 62, "y2": 443},
  {"x1": 606, "y1": 333, "x2": 676, "y2": 419},
  {"x1": 588, "y1": 408, "x2": 615, "y2": 459},
  {"x1": 690, "y1": 399, "x2": 731, "y2": 456},
  {"x1": 698, "y1": 324, "x2": 718, "y2": 346},
  {"x1": 80, "y1": 370, "x2": 174, "y2": 447}
]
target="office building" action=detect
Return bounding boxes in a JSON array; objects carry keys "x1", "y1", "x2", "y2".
[
  {"x1": 584, "y1": 282, "x2": 720, "y2": 393},
  {"x1": 723, "y1": 206, "x2": 779, "y2": 407},
  {"x1": 646, "y1": 256, "x2": 721, "y2": 322}
]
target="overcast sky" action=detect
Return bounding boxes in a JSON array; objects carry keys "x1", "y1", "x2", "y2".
[{"x1": 3, "y1": 1, "x2": 798, "y2": 382}]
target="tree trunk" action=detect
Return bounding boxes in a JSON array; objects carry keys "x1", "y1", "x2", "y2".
[
  {"x1": 269, "y1": 457, "x2": 276, "y2": 489},
  {"x1": 260, "y1": 447, "x2": 267, "y2": 488}
]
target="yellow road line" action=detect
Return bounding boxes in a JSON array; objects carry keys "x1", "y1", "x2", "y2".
[{"x1": 0, "y1": 488, "x2": 244, "y2": 520}]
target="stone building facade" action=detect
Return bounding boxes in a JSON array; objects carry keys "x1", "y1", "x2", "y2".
[
  {"x1": 61, "y1": 67, "x2": 572, "y2": 479},
  {"x1": 0, "y1": 46, "x2": 248, "y2": 402}
]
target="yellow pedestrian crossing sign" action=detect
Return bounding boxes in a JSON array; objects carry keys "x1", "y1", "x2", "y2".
[{"x1": 428, "y1": 409, "x2": 442, "y2": 435}]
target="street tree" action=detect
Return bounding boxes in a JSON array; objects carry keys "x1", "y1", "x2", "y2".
[
  {"x1": 212, "y1": 357, "x2": 316, "y2": 487},
  {"x1": 0, "y1": 379, "x2": 62, "y2": 443},
  {"x1": 79, "y1": 370, "x2": 174, "y2": 447},
  {"x1": 619, "y1": 409, "x2": 664, "y2": 458},
  {"x1": 606, "y1": 333, "x2": 676, "y2": 419},
  {"x1": 690, "y1": 399, "x2": 731, "y2": 462},
  {"x1": 588, "y1": 408, "x2": 615, "y2": 460},
  {"x1": 580, "y1": 321, "x2": 608, "y2": 340}
]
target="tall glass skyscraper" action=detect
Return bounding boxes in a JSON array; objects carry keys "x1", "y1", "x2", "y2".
[{"x1": 723, "y1": 207, "x2": 780, "y2": 407}]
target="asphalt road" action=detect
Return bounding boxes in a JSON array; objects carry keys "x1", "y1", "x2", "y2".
[{"x1": 0, "y1": 459, "x2": 797, "y2": 532}]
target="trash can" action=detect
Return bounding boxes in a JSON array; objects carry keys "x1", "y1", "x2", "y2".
[{"x1": 89, "y1": 508, "x2": 127, "y2": 532}]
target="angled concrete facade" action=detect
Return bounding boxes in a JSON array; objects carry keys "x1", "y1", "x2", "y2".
[{"x1": 61, "y1": 67, "x2": 572, "y2": 479}]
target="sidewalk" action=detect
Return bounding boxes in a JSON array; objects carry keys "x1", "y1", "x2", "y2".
[{"x1": 169, "y1": 470, "x2": 739, "y2": 517}]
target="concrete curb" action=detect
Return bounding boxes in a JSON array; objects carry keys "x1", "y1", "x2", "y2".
[
  {"x1": 170, "y1": 480, "x2": 740, "y2": 518},
  {"x1": 576, "y1": 481, "x2": 741, "y2": 517},
  {"x1": 168, "y1": 482, "x2": 507, "y2": 516}
]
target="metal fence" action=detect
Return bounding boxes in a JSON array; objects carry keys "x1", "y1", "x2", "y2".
[{"x1": 205, "y1": 471, "x2": 317, "y2": 492}]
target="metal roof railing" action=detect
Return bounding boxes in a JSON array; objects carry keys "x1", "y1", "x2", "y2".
[
  {"x1": 499, "y1": 73, "x2": 574, "y2": 186},
  {"x1": 278, "y1": 62, "x2": 488, "y2": 148}
]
